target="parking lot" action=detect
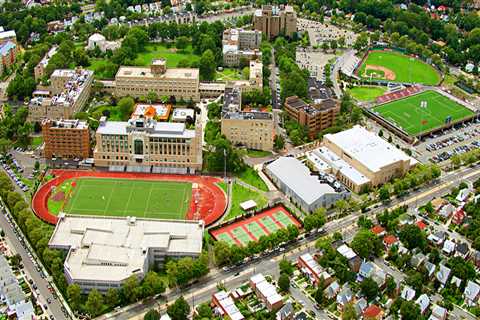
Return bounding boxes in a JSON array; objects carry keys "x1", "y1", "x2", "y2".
[
  {"x1": 415, "y1": 119, "x2": 480, "y2": 163},
  {"x1": 1, "y1": 158, "x2": 30, "y2": 193},
  {"x1": 296, "y1": 48, "x2": 336, "y2": 82},
  {"x1": 298, "y1": 18, "x2": 358, "y2": 47}
]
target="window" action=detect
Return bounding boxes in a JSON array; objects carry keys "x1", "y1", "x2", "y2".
[{"x1": 134, "y1": 140, "x2": 144, "y2": 155}]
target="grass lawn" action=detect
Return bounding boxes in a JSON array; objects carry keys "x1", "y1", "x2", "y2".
[
  {"x1": 246, "y1": 149, "x2": 273, "y2": 158},
  {"x1": 347, "y1": 86, "x2": 387, "y2": 101},
  {"x1": 87, "y1": 59, "x2": 117, "y2": 79},
  {"x1": 359, "y1": 50, "x2": 441, "y2": 85},
  {"x1": 215, "y1": 68, "x2": 243, "y2": 81},
  {"x1": 31, "y1": 136, "x2": 43, "y2": 148},
  {"x1": 51, "y1": 178, "x2": 192, "y2": 219},
  {"x1": 134, "y1": 44, "x2": 199, "y2": 67},
  {"x1": 237, "y1": 167, "x2": 269, "y2": 192},
  {"x1": 225, "y1": 182, "x2": 268, "y2": 220},
  {"x1": 372, "y1": 90, "x2": 475, "y2": 135},
  {"x1": 89, "y1": 104, "x2": 123, "y2": 121}
]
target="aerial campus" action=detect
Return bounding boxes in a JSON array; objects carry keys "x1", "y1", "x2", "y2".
[{"x1": 0, "y1": 1, "x2": 480, "y2": 320}]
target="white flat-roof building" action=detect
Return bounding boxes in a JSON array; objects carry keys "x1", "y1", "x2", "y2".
[
  {"x1": 172, "y1": 108, "x2": 195, "y2": 123},
  {"x1": 321, "y1": 125, "x2": 417, "y2": 192},
  {"x1": 49, "y1": 214, "x2": 204, "y2": 292},
  {"x1": 212, "y1": 291, "x2": 245, "y2": 320},
  {"x1": 264, "y1": 156, "x2": 350, "y2": 213}
]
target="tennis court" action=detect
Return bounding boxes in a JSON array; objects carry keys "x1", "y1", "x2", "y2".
[
  {"x1": 231, "y1": 227, "x2": 252, "y2": 245},
  {"x1": 246, "y1": 222, "x2": 268, "y2": 239},
  {"x1": 210, "y1": 205, "x2": 302, "y2": 246},
  {"x1": 274, "y1": 211, "x2": 296, "y2": 227}
]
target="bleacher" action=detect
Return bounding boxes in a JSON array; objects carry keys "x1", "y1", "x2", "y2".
[{"x1": 376, "y1": 85, "x2": 422, "y2": 104}]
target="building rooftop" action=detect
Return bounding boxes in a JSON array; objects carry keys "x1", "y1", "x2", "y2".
[
  {"x1": 49, "y1": 215, "x2": 204, "y2": 283},
  {"x1": 96, "y1": 119, "x2": 196, "y2": 139},
  {"x1": 265, "y1": 157, "x2": 342, "y2": 206},
  {"x1": 116, "y1": 66, "x2": 199, "y2": 80},
  {"x1": 0, "y1": 41, "x2": 16, "y2": 56},
  {"x1": 43, "y1": 119, "x2": 88, "y2": 129},
  {"x1": 37, "y1": 46, "x2": 58, "y2": 69},
  {"x1": 250, "y1": 274, "x2": 283, "y2": 306},
  {"x1": 223, "y1": 111, "x2": 272, "y2": 120},
  {"x1": 324, "y1": 125, "x2": 417, "y2": 173},
  {"x1": 131, "y1": 103, "x2": 171, "y2": 121},
  {"x1": 213, "y1": 291, "x2": 244, "y2": 320},
  {"x1": 172, "y1": 108, "x2": 195, "y2": 121},
  {"x1": 285, "y1": 96, "x2": 338, "y2": 116}
]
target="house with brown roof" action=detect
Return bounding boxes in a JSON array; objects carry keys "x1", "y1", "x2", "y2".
[{"x1": 363, "y1": 305, "x2": 383, "y2": 319}]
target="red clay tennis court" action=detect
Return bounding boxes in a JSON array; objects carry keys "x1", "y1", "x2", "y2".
[
  {"x1": 32, "y1": 170, "x2": 227, "y2": 226},
  {"x1": 210, "y1": 205, "x2": 302, "y2": 246}
]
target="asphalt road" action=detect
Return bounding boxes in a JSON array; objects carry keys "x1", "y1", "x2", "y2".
[
  {"x1": 99, "y1": 165, "x2": 480, "y2": 320},
  {"x1": 0, "y1": 205, "x2": 69, "y2": 320}
]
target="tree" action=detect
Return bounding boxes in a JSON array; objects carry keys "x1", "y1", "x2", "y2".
[
  {"x1": 399, "y1": 224, "x2": 426, "y2": 250},
  {"x1": 67, "y1": 284, "x2": 82, "y2": 311},
  {"x1": 194, "y1": 303, "x2": 212, "y2": 319},
  {"x1": 118, "y1": 97, "x2": 135, "y2": 120},
  {"x1": 385, "y1": 277, "x2": 396, "y2": 296},
  {"x1": 167, "y1": 296, "x2": 190, "y2": 320},
  {"x1": 242, "y1": 67, "x2": 250, "y2": 80},
  {"x1": 321, "y1": 42, "x2": 329, "y2": 52},
  {"x1": 357, "y1": 216, "x2": 373, "y2": 229},
  {"x1": 330, "y1": 40, "x2": 338, "y2": 53},
  {"x1": 199, "y1": 49, "x2": 216, "y2": 81},
  {"x1": 354, "y1": 32, "x2": 369, "y2": 51},
  {"x1": 146, "y1": 91, "x2": 158, "y2": 103},
  {"x1": 400, "y1": 300, "x2": 421, "y2": 320},
  {"x1": 274, "y1": 135, "x2": 285, "y2": 150},
  {"x1": 86, "y1": 289, "x2": 104, "y2": 317},
  {"x1": 314, "y1": 286, "x2": 326, "y2": 305},
  {"x1": 379, "y1": 185, "x2": 390, "y2": 202},
  {"x1": 279, "y1": 259, "x2": 294, "y2": 276},
  {"x1": 207, "y1": 102, "x2": 221, "y2": 119},
  {"x1": 105, "y1": 288, "x2": 119, "y2": 308},
  {"x1": 278, "y1": 273, "x2": 290, "y2": 292},
  {"x1": 143, "y1": 271, "x2": 166, "y2": 295},
  {"x1": 360, "y1": 277, "x2": 379, "y2": 300},
  {"x1": 144, "y1": 309, "x2": 160, "y2": 320},
  {"x1": 351, "y1": 229, "x2": 383, "y2": 258},
  {"x1": 175, "y1": 36, "x2": 189, "y2": 50},
  {"x1": 122, "y1": 275, "x2": 140, "y2": 303},
  {"x1": 342, "y1": 302, "x2": 358, "y2": 320},
  {"x1": 213, "y1": 241, "x2": 232, "y2": 266}
]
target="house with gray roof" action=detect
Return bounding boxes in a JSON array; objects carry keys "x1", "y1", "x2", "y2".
[
  {"x1": 424, "y1": 262, "x2": 436, "y2": 279},
  {"x1": 358, "y1": 261, "x2": 374, "y2": 279},
  {"x1": 464, "y1": 280, "x2": 480, "y2": 306},
  {"x1": 416, "y1": 294, "x2": 430, "y2": 314},
  {"x1": 436, "y1": 265, "x2": 451, "y2": 287},
  {"x1": 411, "y1": 253, "x2": 426, "y2": 268},
  {"x1": 429, "y1": 304, "x2": 447, "y2": 320},
  {"x1": 401, "y1": 286, "x2": 416, "y2": 301},
  {"x1": 325, "y1": 281, "x2": 340, "y2": 299},
  {"x1": 354, "y1": 298, "x2": 367, "y2": 316},
  {"x1": 336, "y1": 284, "x2": 353, "y2": 310}
]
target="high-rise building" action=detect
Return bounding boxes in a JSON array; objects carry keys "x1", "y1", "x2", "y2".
[
  {"x1": 42, "y1": 119, "x2": 90, "y2": 160},
  {"x1": 222, "y1": 28, "x2": 262, "y2": 67},
  {"x1": 284, "y1": 96, "x2": 340, "y2": 139},
  {"x1": 253, "y1": 5, "x2": 297, "y2": 40},
  {"x1": 114, "y1": 59, "x2": 200, "y2": 102}
]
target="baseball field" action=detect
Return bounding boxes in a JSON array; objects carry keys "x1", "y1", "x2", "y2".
[
  {"x1": 371, "y1": 90, "x2": 475, "y2": 136},
  {"x1": 358, "y1": 50, "x2": 441, "y2": 85}
]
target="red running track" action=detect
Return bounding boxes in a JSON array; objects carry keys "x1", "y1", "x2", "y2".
[{"x1": 31, "y1": 170, "x2": 227, "y2": 226}]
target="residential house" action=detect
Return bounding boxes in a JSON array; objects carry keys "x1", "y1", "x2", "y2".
[
  {"x1": 211, "y1": 291, "x2": 245, "y2": 320},
  {"x1": 451, "y1": 276, "x2": 462, "y2": 288},
  {"x1": 372, "y1": 270, "x2": 387, "y2": 289},
  {"x1": 410, "y1": 253, "x2": 427, "y2": 268},
  {"x1": 415, "y1": 294, "x2": 430, "y2": 314},
  {"x1": 464, "y1": 280, "x2": 480, "y2": 307},
  {"x1": 452, "y1": 208, "x2": 466, "y2": 225},
  {"x1": 337, "y1": 244, "x2": 361, "y2": 272},
  {"x1": 442, "y1": 240, "x2": 456, "y2": 256},
  {"x1": 472, "y1": 250, "x2": 480, "y2": 268},
  {"x1": 358, "y1": 261, "x2": 374, "y2": 279},
  {"x1": 416, "y1": 220, "x2": 428, "y2": 230},
  {"x1": 325, "y1": 281, "x2": 340, "y2": 299},
  {"x1": 431, "y1": 198, "x2": 447, "y2": 211},
  {"x1": 456, "y1": 188, "x2": 471, "y2": 202},
  {"x1": 354, "y1": 298, "x2": 367, "y2": 317},
  {"x1": 400, "y1": 286, "x2": 416, "y2": 301},
  {"x1": 250, "y1": 274, "x2": 284, "y2": 311},
  {"x1": 363, "y1": 305, "x2": 384, "y2": 320},
  {"x1": 297, "y1": 253, "x2": 332, "y2": 286},
  {"x1": 371, "y1": 225, "x2": 385, "y2": 237},
  {"x1": 383, "y1": 235, "x2": 398, "y2": 249},
  {"x1": 428, "y1": 231, "x2": 446, "y2": 246},
  {"x1": 429, "y1": 304, "x2": 447, "y2": 320},
  {"x1": 336, "y1": 284, "x2": 353, "y2": 311},
  {"x1": 436, "y1": 265, "x2": 451, "y2": 287},
  {"x1": 276, "y1": 302, "x2": 294, "y2": 320},
  {"x1": 424, "y1": 262, "x2": 436, "y2": 279},
  {"x1": 438, "y1": 203, "x2": 455, "y2": 219},
  {"x1": 455, "y1": 242, "x2": 469, "y2": 259}
]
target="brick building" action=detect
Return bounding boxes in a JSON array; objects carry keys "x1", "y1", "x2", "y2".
[
  {"x1": 253, "y1": 5, "x2": 297, "y2": 39},
  {"x1": 42, "y1": 119, "x2": 90, "y2": 159}
]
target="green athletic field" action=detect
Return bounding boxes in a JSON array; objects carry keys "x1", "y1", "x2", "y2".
[
  {"x1": 347, "y1": 86, "x2": 387, "y2": 102},
  {"x1": 372, "y1": 90, "x2": 475, "y2": 136},
  {"x1": 358, "y1": 51, "x2": 441, "y2": 85},
  {"x1": 61, "y1": 178, "x2": 192, "y2": 219}
]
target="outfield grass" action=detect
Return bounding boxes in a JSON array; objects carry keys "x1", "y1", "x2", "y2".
[
  {"x1": 347, "y1": 86, "x2": 387, "y2": 102},
  {"x1": 359, "y1": 51, "x2": 441, "y2": 85},
  {"x1": 372, "y1": 90, "x2": 475, "y2": 135},
  {"x1": 225, "y1": 182, "x2": 268, "y2": 220},
  {"x1": 134, "y1": 44, "x2": 199, "y2": 67},
  {"x1": 52, "y1": 178, "x2": 192, "y2": 219}
]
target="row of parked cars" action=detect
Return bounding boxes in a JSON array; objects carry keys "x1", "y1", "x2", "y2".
[
  {"x1": 2, "y1": 163, "x2": 29, "y2": 192},
  {"x1": 430, "y1": 141, "x2": 480, "y2": 163},
  {"x1": 426, "y1": 128, "x2": 480, "y2": 152}
]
